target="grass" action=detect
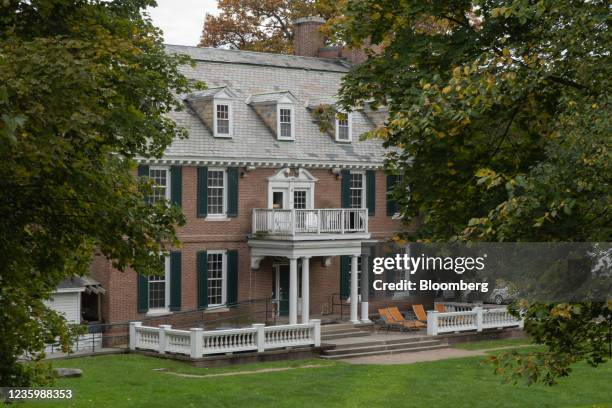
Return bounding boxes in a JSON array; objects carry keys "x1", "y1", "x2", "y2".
[
  {"x1": 26, "y1": 346, "x2": 612, "y2": 408},
  {"x1": 452, "y1": 337, "x2": 532, "y2": 351}
]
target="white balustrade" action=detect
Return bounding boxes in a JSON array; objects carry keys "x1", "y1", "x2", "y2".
[
  {"x1": 252, "y1": 208, "x2": 368, "y2": 237},
  {"x1": 129, "y1": 319, "x2": 321, "y2": 357},
  {"x1": 427, "y1": 307, "x2": 522, "y2": 336}
]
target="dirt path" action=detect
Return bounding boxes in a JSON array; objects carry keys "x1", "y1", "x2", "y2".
[{"x1": 157, "y1": 364, "x2": 328, "y2": 379}]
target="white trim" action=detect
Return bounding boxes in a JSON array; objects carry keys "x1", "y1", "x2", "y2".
[
  {"x1": 53, "y1": 287, "x2": 86, "y2": 294},
  {"x1": 137, "y1": 158, "x2": 383, "y2": 170},
  {"x1": 149, "y1": 165, "x2": 171, "y2": 202},
  {"x1": 213, "y1": 100, "x2": 233, "y2": 138},
  {"x1": 276, "y1": 104, "x2": 295, "y2": 141},
  {"x1": 206, "y1": 167, "x2": 227, "y2": 217},
  {"x1": 147, "y1": 256, "x2": 170, "y2": 315},
  {"x1": 335, "y1": 112, "x2": 352, "y2": 143},
  {"x1": 349, "y1": 170, "x2": 366, "y2": 209},
  {"x1": 267, "y1": 168, "x2": 316, "y2": 209},
  {"x1": 206, "y1": 250, "x2": 227, "y2": 307}
]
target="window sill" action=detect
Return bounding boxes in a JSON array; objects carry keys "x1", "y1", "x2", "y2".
[
  {"x1": 277, "y1": 137, "x2": 295, "y2": 141},
  {"x1": 204, "y1": 306, "x2": 230, "y2": 314},
  {"x1": 391, "y1": 213, "x2": 403, "y2": 220},
  {"x1": 205, "y1": 216, "x2": 231, "y2": 222},
  {"x1": 146, "y1": 309, "x2": 171, "y2": 317},
  {"x1": 335, "y1": 139, "x2": 352, "y2": 143},
  {"x1": 213, "y1": 134, "x2": 232, "y2": 138}
]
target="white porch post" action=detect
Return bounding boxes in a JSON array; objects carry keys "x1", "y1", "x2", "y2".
[
  {"x1": 289, "y1": 256, "x2": 298, "y2": 325},
  {"x1": 350, "y1": 255, "x2": 359, "y2": 324},
  {"x1": 301, "y1": 256, "x2": 310, "y2": 323}
]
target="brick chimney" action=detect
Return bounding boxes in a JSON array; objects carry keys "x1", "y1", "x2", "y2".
[{"x1": 293, "y1": 16, "x2": 325, "y2": 57}]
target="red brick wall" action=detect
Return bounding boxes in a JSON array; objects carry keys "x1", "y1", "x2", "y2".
[{"x1": 90, "y1": 166, "x2": 405, "y2": 324}]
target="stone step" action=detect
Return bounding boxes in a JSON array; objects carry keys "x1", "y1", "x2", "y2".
[
  {"x1": 321, "y1": 331, "x2": 371, "y2": 341},
  {"x1": 320, "y1": 323, "x2": 356, "y2": 332},
  {"x1": 320, "y1": 328, "x2": 367, "y2": 336},
  {"x1": 323, "y1": 339, "x2": 444, "y2": 356},
  {"x1": 320, "y1": 344, "x2": 449, "y2": 360},
  {"x1": 328, "y1": 336, "x2": 435, "y2": 350}
]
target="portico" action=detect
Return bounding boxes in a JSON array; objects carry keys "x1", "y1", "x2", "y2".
[{"x1": 249, "y1": 238, "x2": 370, "y2": 325}]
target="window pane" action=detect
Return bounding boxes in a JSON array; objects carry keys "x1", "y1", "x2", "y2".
[
  {"x1": 207, "y1": 253, "x2": 224, "y2": 305},
  {"x1": 207, "y1": 170, "x2": 225, "y2": 214},
  {"x1": 279, "y1": 108, "x2": 292, "y2": 138},
  {"x1": 337, "y1": 120, "x2": 349, "y2": 140},
  {"x1": 216, "y1": 104, "x2": 230, "y2": 134},
  {"x1": 349, "y1": 173, "x2": 364, "y2": 208},
  {"x1": 149, "y1": 274, "x2": 166, "y2": 309},
  {"x1": 293, "y1": 190, "x2": 306, "y2": 209},
  {"x1": 149, "y1": 169, "x2": 167, "y2": 203}
]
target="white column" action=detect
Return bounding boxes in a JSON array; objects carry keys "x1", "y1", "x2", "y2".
[
  {"x1": 301, "y1": 257, "x2": 310, "y2": 323},
  {"x1": 253, "y1": 323, "x2": 265, "y2": 352},
  {"x1": 289, "y1": 256, "x2": 298, "y2": 325},
  {"x1": 129, "y1": 321, "x2": 142, "y2": 350},
  {"x1": 350, "y1": 255, "x2": 359, "y2": 324},
  {"x1": 190, "y1": 328, "x2": 203, "y2": 358}
]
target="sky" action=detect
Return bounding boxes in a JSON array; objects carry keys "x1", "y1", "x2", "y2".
[{"x1": 147, "y1": 0, "x2": 219, "y2": 46}]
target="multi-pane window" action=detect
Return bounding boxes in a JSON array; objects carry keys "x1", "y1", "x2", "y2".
[
  {"x1": 149, "y1": 168, "x2": 168, "y2": 203},
  {"x1": 336, "y1": 115, "x2": 350, "y2": 141},
  {"x1": 349, "y1": 172, "x2": 364, "y2": 208},
  {"x1": 207, "y1": 252, "x2": 225, "y2": 306},
  {"x1": 216, "y1": 104, "x2": 230, "y2": 135},
  {"x1": 293, "y1": 190, "x2": 307, "y2": 209},
  {"x1": 279, "y1": 108, "x2": 292, "y2": 138},
  {"x1": 148, "y1": 256, "x2": 167, "y2": 310},
  {"x1": 207, "y1": 169, "x2": 225, "y2": 215}
]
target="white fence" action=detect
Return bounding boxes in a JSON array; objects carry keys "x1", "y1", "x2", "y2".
[
  {"x1": 427, "y1": 307, "x2": 523, "y2": 336},
  {"x1": 252, "y1": 208, "x2": 368, "y2": 236},
  {"x1": 129, "y1": 320, "x2": 321, "y2": 358}
]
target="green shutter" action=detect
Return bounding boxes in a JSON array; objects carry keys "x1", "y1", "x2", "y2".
[
  {"x1": 340, "y1": 255, "x2": 350, "y2": 297},
  {"x1": 341, "y1": 170, "x2": 351, "y2": 208},
  {"x1": 197, "y1": 167, "x2": 208, "y2": 218},
  {"x1": 169, "y1": 251, "x2": 182, "y2": 311},
  {"x1": 138, "y1": 165, "x2": 150, "y2": 204},
  {"x1": 366, "y1": 170, "x2": 376, "y2": 216},
  {"x1": 386, "y1": 175, "x2": 398, "y2": 216},
  {"x1": 227, "y1": 250, "x2": 239, "y2": 305},
  {"x1": 196, "y1": 250, "x2": 208, "y2": 309},
  {"x1": 137, "y1": 274, "x2": 149, "y2": 313},
  {"x1": 170, "y1": 166, "x2": 182, "y2": 207},
  {"x1": 227, "y1": 167, "x2": 239, "y2": 217}
]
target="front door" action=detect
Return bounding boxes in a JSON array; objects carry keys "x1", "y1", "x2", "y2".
[{"x1": 273, "y1": 264, "x2": 301, "y2": 317}]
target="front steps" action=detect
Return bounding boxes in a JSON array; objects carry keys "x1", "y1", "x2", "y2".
[
  {"x1": 320, "y1": 337, "x2": 448, "y2": 360},
  {"x1": 320, "y1": 323, "x2": 371, "y2": 341}
]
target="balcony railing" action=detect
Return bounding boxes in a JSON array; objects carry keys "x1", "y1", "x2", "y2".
[{"x1": 252, "y1": 208, "x2": 368, "y2": 238}]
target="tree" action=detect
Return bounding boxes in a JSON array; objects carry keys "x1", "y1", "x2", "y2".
[
  {"x1": 199, "y1": 0, "x2": 328, "y2": 53},
  {"x1": 330, "y1": 0, "x2": 611, "y2": 384},
  {"x1": 0, "y1": 0, "x2": 202, "y2": 386}
]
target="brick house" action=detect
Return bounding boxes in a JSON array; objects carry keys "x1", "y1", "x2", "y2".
[{"x1": 90, "y1": 17, "x2": 408, "y2": 328}]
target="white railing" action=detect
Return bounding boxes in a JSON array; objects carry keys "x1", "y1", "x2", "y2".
[
  {"x1": 252, "y1": 208, "x2": 368, "y2": 237},
  {"x1": 427, "y1": 307, "x2": 523, "y2": 336},
  {"x1": 129, "y1": 320, "x2": 321, "y2": 358}
]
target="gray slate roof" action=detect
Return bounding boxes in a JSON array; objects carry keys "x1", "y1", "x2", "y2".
[{"x1": 154, "y1": 45, "x2": 387, "y2": 169}]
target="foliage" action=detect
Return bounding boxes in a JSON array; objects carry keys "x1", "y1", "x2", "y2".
[
  {"x1": 330, "y1": 0, "x2": 611, "y2": 384},
  {"x1": 199, "y1": 0, "x2": 336, "y2": 53},
  {"x1": 0, "y1": 0, "x2": 202, "y2": 386},
  {"x1": 310, "y1": 104, "x2": 347, "y2": 134},
  {"x1": 490, "y1": 301, "x2": 612, "y2": 385}
]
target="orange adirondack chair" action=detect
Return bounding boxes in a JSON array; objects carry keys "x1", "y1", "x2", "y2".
[
  {"x1": 412, "y1": 304, "x2": 428, "y2": 323},
  {"x1": 435, "y1": 303, "x2": 446, "y2": 313},
  {"x1": 378, "y1": 308, "x2": 422, "y2": 331},
  {"x1": 388, "y1": 307, "x2": 426, "y2": 329}
]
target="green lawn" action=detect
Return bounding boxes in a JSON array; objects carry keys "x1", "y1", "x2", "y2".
[{"x1": 28, "y1": 349, "x2": 611, "y2": 408}]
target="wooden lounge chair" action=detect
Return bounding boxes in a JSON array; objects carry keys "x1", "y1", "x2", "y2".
[
  {"x1": 435, "y1": 303, "x2": 446, "y2": 313},
  {"x1": 388, "y1": 307, "x2": 426, "y2": 329},
  {"x1": 412, "y1": 304, "x2": 428, "y2": 323},
  {"x1": 378, "y1": 308, "x2": 422, "y2": 332}
]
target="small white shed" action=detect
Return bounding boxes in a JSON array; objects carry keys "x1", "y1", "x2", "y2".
[{"x1": 45, "y1": 276, "x2": 106, "y2": 324}]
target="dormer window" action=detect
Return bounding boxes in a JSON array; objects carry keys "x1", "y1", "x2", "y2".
[
  {"x1": 335, "y1": 112, "x2": 352, "y2": 142},
  {"x1": 278, "y1": 106, "x2": 294, "y2": 139},
  {"x1": 214, "y1": 101, "x2": 232, "y2": 137},
  {"x1": 248, "y1": 91, "x2": 298, "y2": 141}
]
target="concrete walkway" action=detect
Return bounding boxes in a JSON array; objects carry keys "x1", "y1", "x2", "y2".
[{"x1": 339, "y1": 345, "x2": 531, "y2": 365}]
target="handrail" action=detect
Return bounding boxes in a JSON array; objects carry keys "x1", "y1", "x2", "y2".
[
  {"x1": 252, "y1": 208, "x2": 368, "y2": 236},
  {"x1": 331, "y1": 293, "x2": 350, "y2": 320}
]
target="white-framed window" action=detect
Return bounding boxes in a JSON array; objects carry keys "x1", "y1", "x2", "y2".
[
  {"x1": 207, "y1": 250, "x2": 227, "y2": 306},
  {"x1": 149, "y1": 256, "x2": 170, "y2": 312},
  {"x1": 349, "y1": 171, "x2": 365, "y2": 209},
  {"x1": 277, "y1": 105, "x2": 294, "y2": 140},
  {"x1": 149, "y1": 166, "x2": 170, "y2": 204},
  {"x1": 293, "y1": 190, "x2": 307, "y2": 209},
  {"x1": 207, "y1": 168, "x2": 227, "y2": 217},
  {"x1": 335, "y1": 112, "x2": 352, "y2": 142},
  {"x1": 214, "y1": 101, "x2": 232, "y2": 137}
]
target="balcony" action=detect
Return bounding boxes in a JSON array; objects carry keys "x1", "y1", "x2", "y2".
[{"x1": 251, "y1": 208, "x2": 369, "y2": 240}]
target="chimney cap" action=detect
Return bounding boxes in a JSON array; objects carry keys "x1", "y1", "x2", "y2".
[{"x1": 294, "y1": 16, "x2": 325, "y2": 25}]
